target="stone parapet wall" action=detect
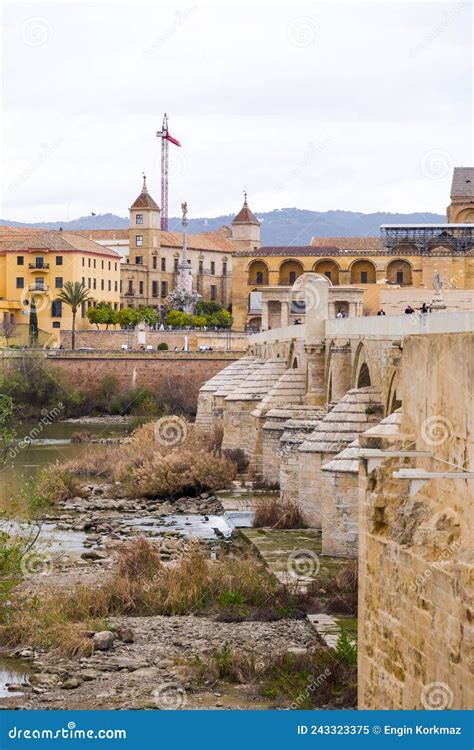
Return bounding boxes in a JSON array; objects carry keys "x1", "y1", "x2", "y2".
[{"x1": 60, "y1": 328, "x2": 248, "y2": 352}]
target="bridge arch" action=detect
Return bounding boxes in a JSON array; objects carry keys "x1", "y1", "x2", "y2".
[
  {"x1": 353, "y1": 342, "x2": 374, "y2": 388},
  {"x1": 386, "y1": 369, "x2": 402, "y2": 413}
]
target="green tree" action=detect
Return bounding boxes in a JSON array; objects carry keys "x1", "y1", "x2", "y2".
[
  {"x1": 86, "y1": 302, "x2": 116, "y2": 330},
  {"x1": 191, "y1": 315, "x2": 207, "y2": 328},
  {"x1": 165, "y1": 310, "x2": 192, "y2": 328},
  {"x1": 57, "y1": 282, "x2": 90, "y2": 350},
  {"x1": 115, "y1": 307, "x2": 139, "y2": 328},
  {"x1": 0, "y1": 393, "x2": 15, "y2": 465},
  {"x1": 136, "y1": 306, "x2": 159, "y2": 326}
]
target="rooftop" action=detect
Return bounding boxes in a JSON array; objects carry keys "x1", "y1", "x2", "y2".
[
  {"x1": 450, "y1": 167, "x2": 474, "y2": 199},
  {"x1": 129, "y1": 176, "x2": 160, "y2": 211},
  {"x1": 232, "y1": 194, "x2": 260, "y2": 226},
  {"x1": 0, "y1": 230, "x2": 121, "y2": 257}
]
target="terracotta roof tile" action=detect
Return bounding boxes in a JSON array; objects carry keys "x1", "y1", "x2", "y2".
[
  {"x1": 232, "y1": 197, "x2": 260, "y2": 226},
  {"x1": 0, "y1": 230, "x2": 120, "y2": 257}
]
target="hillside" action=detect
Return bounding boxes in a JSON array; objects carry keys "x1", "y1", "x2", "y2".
[{"x1": 0, "y1": 208, "x2": 445, "y2": 246}]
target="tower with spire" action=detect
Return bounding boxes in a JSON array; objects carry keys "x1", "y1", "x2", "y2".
[
  {"x1": 128, "y1": 175, "x2": 161, "y2": 271},
  {"x1": 231, "y1": 191, "x2": 261, "y2": 252}
]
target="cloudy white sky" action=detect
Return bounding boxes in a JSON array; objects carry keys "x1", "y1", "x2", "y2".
[{"x1": 0, "y1": 0, "x2": 472, "y2": 222}]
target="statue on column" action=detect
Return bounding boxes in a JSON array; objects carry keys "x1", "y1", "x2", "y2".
[{"x1": 167, "y1": 201, "x2": 201, "y2": 315}]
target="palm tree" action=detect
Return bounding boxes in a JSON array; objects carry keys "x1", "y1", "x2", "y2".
[{"x1": 57, "y1": 281, "x2": 90, "y2": 350}]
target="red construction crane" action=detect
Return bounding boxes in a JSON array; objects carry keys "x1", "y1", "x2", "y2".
[{"x1": 156, "y1": 113, "x2": 181, "y2": 230}]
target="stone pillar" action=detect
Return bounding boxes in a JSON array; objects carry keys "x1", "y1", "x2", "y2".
[
  {"x1": 281, "y1": 301, "x2": 290, "y2": 327},
  {"x1": 328, "y1": 301, "x2": 336, "y2": 319},
  {"x1": 330, "y1": 344, "x2": 352, "y2": 402},
  {"x1": 261, "y1": 300, "x2": 269, "y2": 331},
  {"x1": 305, "y1": 342, "x2": 326, "y2": 405}
]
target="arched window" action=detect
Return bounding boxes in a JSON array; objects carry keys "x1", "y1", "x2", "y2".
[
  {"x1": 313, "y1": 259, "x2": 340, "y2": 285},
  {"x1": 350, "y1": 259, "x2": 376, "y2": 284},
  {"x1": 279, "y1": 260, "x2": 304, "y2": 285},
  {"x1": 386, "y1": 259, "x2": 412, "y2": 286},
  {"x1": 248, "y1": 260, "x2": 269, "y2": 286}
]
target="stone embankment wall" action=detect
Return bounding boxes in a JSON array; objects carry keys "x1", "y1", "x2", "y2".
[
  {"x1": 2, "y1": 352, "x2": 238, "y2": 407},
  {"x1": 59, "y1": 328, "x2": 248, "y2": 352},
  {"x1": 358, "y1": 332, "x2": 473, "y2": 710}
]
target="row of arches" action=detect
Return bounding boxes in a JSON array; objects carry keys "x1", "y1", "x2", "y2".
[{"x1": 247, "y1": 258, "x2": 413, "y2": 286}]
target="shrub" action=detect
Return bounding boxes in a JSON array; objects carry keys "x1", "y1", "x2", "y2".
[
  {"x1": 253, "y1": 497, "x2": 305, "y2": 529},
  {"x1": 157, "y1": 342, "x2": 169, "y2": 351},
  {"x1": 223, "y1": 448, "x2": 249, "y2": 474},
  {"x1": 19, "y1": 466, "x2": 80, "y2": 515}
]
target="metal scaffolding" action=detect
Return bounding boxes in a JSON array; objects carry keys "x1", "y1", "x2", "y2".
[{"x1": 380, "y1": 224, "x2": 474, "y2": 254}]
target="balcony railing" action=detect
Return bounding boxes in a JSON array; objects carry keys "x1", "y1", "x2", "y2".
[
  {"x1": 28, "y1": 283, "x2": 49, "y2": 292},
  {"x1": 29, "y1": 263, "x2": 50, "y2": 271},
  {"x1": 124, "y1": 290, "x2": 136, "y2": 297}
]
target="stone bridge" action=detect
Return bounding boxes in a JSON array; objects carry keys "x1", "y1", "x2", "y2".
[{"x1": 196, "y1": 274, "x2": 473, "y2": 709}]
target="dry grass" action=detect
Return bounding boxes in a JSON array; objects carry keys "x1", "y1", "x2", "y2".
[
  {"x1": 306, "y1": 560, "x2": 358, "y2": 615},
  {"x1": 59, "y1": 420, "x2": 235, "y2": 500},
  {"x1": 193, "y1": 642, "x2": 257, "y2": 685},
  {"x1": 253, "y1": 497, "x2": 305, "y2": 529},
  {"x1": 0, "y1": 540, "x2": 280, "y2": 653}
]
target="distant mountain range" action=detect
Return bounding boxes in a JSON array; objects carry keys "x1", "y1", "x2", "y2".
[{"x1": 0, "y1": 208, "x2": 446, "y2": 246}]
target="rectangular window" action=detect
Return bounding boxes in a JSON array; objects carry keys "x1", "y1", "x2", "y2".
[
  {"x1": 115, "y1": 280, "x2": 118, "y2": 291},
  {"x1": 324, "y1": 271, "x2": 332, "y2": 280},
  {"x1": 210, "y1": 284, "x2": 217, "y2": 301},
  {"x1": 161, "y1": 257, "x2": 166, "y2": 271},
  {"x1": 120, "y1": 280, "x2": 122, "y2": 293},
  {"x1": 152, "y1": 256, "x2": 157, "y2": 270},
  {"x1": 51, "y1": 300, "x2": 62, "y2": 317},
  {"x1": 55, "y1": 277, "x2": 63, "y2": 289},
  {"x1": 139, "y1": 281, "x2": 144, "y2": 295},
  {"x1": 199, "y1": 260, "x2": 204, "y2": 274},
  {"x1": 161, "y1": 281, "x2": 168, "y2": 297},
  {"x1": 101, "y1": 260, "x2": 104, "y2": 270},
  {"x1": 108, "y1": 280, "x2": 111, "y2": 291},
  {"x1": 88, "y1": 278, "x2": 91, "y2": 288},
  {"x1": 93, "y1": 278, "x2": 97, "y2": 290},
  {"x1": 361, "y1": 271, "x2": 368, "y2": 283},
  {"x1": 256, "y1": 271, "x2": 263, "y2": 285},
  {"x1": 16, "y1": 277, "x2": 24, "y2": 289},
  {"x1": 128, "y1": 280, "x2": 133, "y2": 293},
  {"x1": 82, "y1": 277, "x2": 85, "y2": 286},
  {"x1": 82, "y1": 257, "x2": 85, "y2": 266},
  {"x1": 35, "y1": 257, "x2": 44, "y2": 268},
  {"x1": 56, "y1": 256, "x2": 63, "y2": 265},
  {"x1": 152, "y1": 281, "x2": 158, "y2": 297},
  {"x1": 210, "y1": 261, "x2": 215, "y2": 275},
  {"x1": 52, "y1": 321, "x2": 61, "y2": 329},
  {"x1": 88, "y1": 258, "x2": 91, "y2": 267},
  {"x1": 108, "y1": 262, "x2": 111, "y2": 270},
  {"x1": 115, "y1": 262, "x2": 117, "y2": 271},
  {"x1": 93, "y1": 259, "x2": 96, "y2": 269},
  {"x1": 136, "y1": 235, "x2": 143, "y2": 247},
  {"x1": 396, "y1": 271, "x2": 404, "y2": 284},
  {"x1": 35, "y1": 278, "x2": 45, "y2": 290},
  {"x1": 289, "y1": 271, "x2": 296, "y2": 284},
  {"x1": 136, "y1": 256, "x2": 143, "y2": 265},
  {"x1": 114, "y1": 303, "x2": 118, "y2": 310},
  {"x1": 174, "y1": 258, "x2": 179, "y2": 271},
  {"x1": 17, "y1": 256, "x2": 24, "y2": 265},
  {"x1": 136, "y1": 214, "x2": 143, "y2": 225},
  {"x1": 222, "y1": 262, "x2": 227, "y2": 276}
]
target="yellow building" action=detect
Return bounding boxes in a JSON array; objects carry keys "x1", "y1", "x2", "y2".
[
  {"x1": 77, "y1": 177, "x2": 235, "y2": 311},
  {"x1": 0, "y1": 228, "x2": 121, "y2": 345},
  {"x1": 231, "y1": 171, "x2": 474, "y2": 330}
]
